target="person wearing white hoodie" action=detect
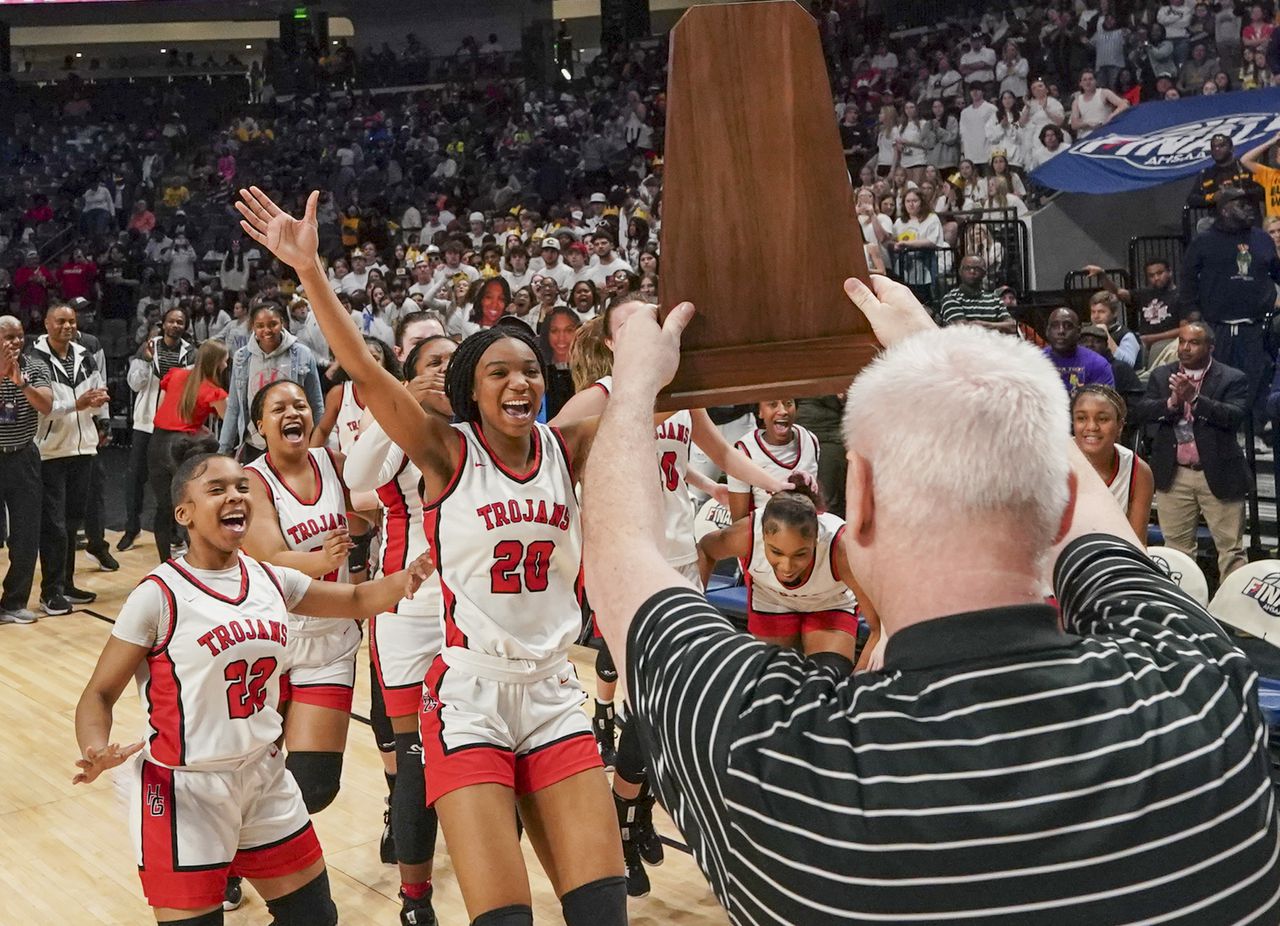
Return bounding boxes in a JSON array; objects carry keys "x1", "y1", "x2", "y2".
[{"x1": 32, "y1": 304, "x2": 110, "y2": 615}]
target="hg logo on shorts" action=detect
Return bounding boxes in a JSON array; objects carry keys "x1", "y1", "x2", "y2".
[
  {"x1": 146, "y1": 784, "x2": 166, "y2": 817},
  {"x1": 421, "y1": 690, "x2": 439, "y2": 714}
]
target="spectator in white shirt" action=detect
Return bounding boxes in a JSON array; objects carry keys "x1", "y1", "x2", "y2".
[
  {"x1": 431, "y1": 240, "x2": 480, "y2": 286},
  {"x1": 959, "y1": 85, "x2": 999, "y2": 165},
  {"x1": 1157, "y1": 0, "x2": 1194, "y2": 63},
  {"x1": 339, "y1": 253, "x2": 371, "y2": 295},
  {"x1": 467, "y1": 211, "x2": 488, "y2": 249},
  {"x1": 996, "y1": 41, "x2": 1029, "y2": 97},
  {"x1": 81, "y1": 178, "x2": 116, "y2": 236},
  {"x1": 1026, "y1": 124, "x2": 1069, "y2": 171},
  {"x1": 587, "y1": 229, "x2": 633, "y2": 288},
  {"x1": 1091, "y1": 13, "x2": 1130, "y2": 88},
  {"x1": 537, "y1": 238, "x2": 575, "y2": 290},
  {"x1": 870, "y1": 42, "x2": 899, "y2": 72},
  {"x1": 502, "y1": 245, "x2": 534, "y2": 291},
  {"x1": 1023, "y1": 78, "x2": 1067, "y2": 132},
  {"x1": 407, "y1": 260, "x2": 436, "y2": 300},
  {"x1": 164, "y1": 235, "x2": 199, "y2": 288},
  {"x1": 923, "y1": 53, "x2": 964, "y2": 102},
  {"x1": 400, "y1": 204, "x2": 422, "y2": 243},
  {"x1": 1070, "y1": 69, "x2": 1129, "y2": 137},
  {"x1": 959, "y1": 33, "x2": 998, "y2": 86}
]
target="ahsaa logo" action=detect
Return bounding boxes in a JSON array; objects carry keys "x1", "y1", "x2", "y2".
[
  {"x1": 1242, "y1": 573, "x2": 1280, "y2": 617},
  {"x1": 1073, "y1": 113, "x2": 1280, "y2": 171}
]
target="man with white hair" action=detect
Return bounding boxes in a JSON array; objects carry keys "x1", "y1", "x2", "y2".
[{"x1": 583, "y1": 279, "x2": 1280, "y2": 924}]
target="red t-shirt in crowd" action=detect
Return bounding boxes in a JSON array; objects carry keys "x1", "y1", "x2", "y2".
[
  {"x1": 57, "y1": 261, "x2": 98, "y2": 300},
  {"x1": 153, "y1": 367, "x2": 227, "y2": 433},
  {"x1": 14, "y1": 265, "x2": 53, "y2": 309}
]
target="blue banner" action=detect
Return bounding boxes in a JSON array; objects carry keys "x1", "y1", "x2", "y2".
[{"x1": 1030, "y1": 89, "x2": 1280, "y2": 194}]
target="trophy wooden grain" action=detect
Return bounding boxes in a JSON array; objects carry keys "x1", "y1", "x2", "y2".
[{"x1": 657, "y1": 0, "x2": 876, "y2": 410}]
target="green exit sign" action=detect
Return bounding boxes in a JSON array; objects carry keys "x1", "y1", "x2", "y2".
[{"x1": 293, "y1": 7, "x2": 309, "y2": 19}]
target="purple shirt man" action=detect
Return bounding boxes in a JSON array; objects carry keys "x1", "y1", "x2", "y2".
[{"x1": 1044, "y1": 307, "x2": 1115, "y2": 393}]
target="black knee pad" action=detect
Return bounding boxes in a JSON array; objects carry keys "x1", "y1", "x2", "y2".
[
  {"x1": 561, "y1": 876, "x2": 627, "y2": 926},
  {"x1": 166, "y1": 911, "x2": 223, "y2": 926},
  {"x1": 265, "y1": 868, "x2": 337, "y2": 926},
  {"x1": 392, "y1": 731, "x2": 439, "y2": 865},
  {"x1": 595, "y1": 642, "x2": 618, "y2": 684},
  {"x1": 369, "y1": 659, "x2": 396, "y2": 754},
  {"x1": 472, "y1": 904, "x2": 533, "y2": 926},
  {"x1": 286, "y1": 751, "x2": 343, "y2": 813},
  {"x1": 614, "y1": 715, "x2": 647, "y2": 786},
  {"x1": 810, "y1": 650, "x2": 854, "y2": 678}
]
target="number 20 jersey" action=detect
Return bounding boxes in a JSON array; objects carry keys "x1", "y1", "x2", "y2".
[{"x1": 424, "y1": 421, "x2": 583, "y2": 662}]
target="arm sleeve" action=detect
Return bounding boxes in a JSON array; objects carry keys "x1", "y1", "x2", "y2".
[
  {"x1": 725, "y1": 440, "x2": 752, "y2": 493},
  {"x1": 111, "y1": 579, "x2": 165, "y2": 649},
  {"x1": 1115, "y1": 332, "x2": 1141, "y2": 367},
  {"x1": 126, "y1": 356, "x2": 153, "y2": 393},
  {"x1": 1194, "y1": 369, "x2": 1249, "y2": 431},
  {"x1": 1053, "y1": 534, "x2": 1255, "y2": 700},
  {"x1": 344, "y1": 419, "x2": 405, "y2": 492}
]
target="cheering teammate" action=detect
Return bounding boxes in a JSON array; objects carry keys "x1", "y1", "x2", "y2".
[
  {"x1": 241, "y1": 379, "x2": 369, "y2": 816},
  {"x1": 698, "y1": 478, "x2": 882, "y2": 672},
  {"x1": 237, "y1": 187, "x2": 628, "y2": 926},
  {"x1": 73, "y1": 438, "x2": 430, "y2": 926},
  {"x1": 727, "y1": 397, "x2": 822, "y2": 520},
  {"x1": 345, "y1": 333, "x2": 457, "y2": 924},
  {"x1": 553, "y1": 298, "x2": 801, "y2": 895},
  {"x1": 1071, "y1": 385, "x2": 1153, "y2": 539}
]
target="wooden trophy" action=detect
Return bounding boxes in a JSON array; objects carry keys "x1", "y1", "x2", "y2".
[{"x1": 657, "y1": 0, "x2": 875, "y2": 410}]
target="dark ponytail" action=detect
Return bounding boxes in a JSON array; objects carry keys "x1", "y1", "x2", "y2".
[
  {"x1": 169, "y1": 433, "x2": 223, "y2": 504},
  {"x1": 761, "y1": 473, "x2": 825, "y2": 538}
]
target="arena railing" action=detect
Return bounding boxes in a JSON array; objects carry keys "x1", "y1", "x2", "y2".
[
  {"x1": 955, "y1": 213, "x2": 1030, "y2": 294},
  {"x1": 1061, "y1": 267, "x2": 1131, "y2": 319},
  {"x1": 1182, "y1": 204, "x2": 1215, "y2": 243}
]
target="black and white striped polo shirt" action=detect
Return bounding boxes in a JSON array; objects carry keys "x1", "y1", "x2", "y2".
[
  {"x1": 627, "y1": 534, "x2": 1279, "y2": 924},
  {"x1": 0, "y1": 355, "x2": 52, "y2": 451}
]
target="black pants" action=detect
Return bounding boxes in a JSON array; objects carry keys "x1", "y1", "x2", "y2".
[
  {"x1": 0, "y1": 445, "x2": 42, "y2": 611},
  {"x1": 125, "y1": 429, "x2": 151, "y2": 536},
  {"x1": 84, "y1": 451, "x2": 106, "y2": 550},
  {"x1": 148, "y1": 429, "x2": 182, "y2": 562},
  {"x1": 1212, "y1": 321, "x2": 1272, "y2": 430},
  {"x1": 39, "y1": 454, "x2": 93, "y2": 598}
]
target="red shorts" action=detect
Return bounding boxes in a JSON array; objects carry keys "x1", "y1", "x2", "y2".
[
  {"x1": 420, "y1": 655, "x2": 602, "y2": 805},
  {"x1": 747, "y1": 608, "x2": 859, "y2": 638},
  {"x1": 133, "y1": 749, "x2": 322, "y2": 910},
  {"x1": 279, "y1": 674, "x2": 355, "y2": 712},
  {"x1": 370, "y1": 609, "x2": 442, "y2": 718}
]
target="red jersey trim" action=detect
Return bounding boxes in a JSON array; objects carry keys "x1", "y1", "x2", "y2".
[
  {"x1": 471, "y1": 421, "x2": 544, "y2": 484},
  {"x1": 830, "y1": 524, "x2": 847, "y2": 585},
  {"x1": 263, "y1": 450, "x2": 324, "y2": 506},
  {"x1": 1106, "y1": 448, "x2": 1122, "y2": 487},
  {"x1": 753, "y1": 429, "x2": 802, "y2": 471},
  {"x1": 549, "y1": 425, "x2": 575, "y2": 485},
  {"x1": 422, "y1": 429, "x2": 468, "y2": 511},
  {"x1": 144, "y1": 576, "x2": 180, "y2": 654},
  {"x1": 166, "y1": 556, "x2": 251, "y2": 606},
  {"x1": 592, "y1": 381, "x2": 610, "y2": 397},
  {"x1": 259, "y1": 560, "x2": 287, "y2": 604},
  {"x1": 145, "y1": 647, "x2": 186, "y2": 767}
]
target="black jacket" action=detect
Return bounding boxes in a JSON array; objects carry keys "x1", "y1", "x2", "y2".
[{"x1": 1133, "y1": 360, "x2": 1250, "y2": 500}]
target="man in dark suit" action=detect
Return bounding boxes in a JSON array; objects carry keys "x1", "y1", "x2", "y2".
[{"x1": 1133, "y1": 320, "x2": 1250, "y2": 579}]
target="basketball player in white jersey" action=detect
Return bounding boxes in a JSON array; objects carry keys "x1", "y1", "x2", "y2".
[
  {"x1": 238, "y1": 186, "x2": 628, "y2": 926},
  {"x1": 241, "y1": 379, "x2": 368, "y2": 820},
  {"x1": 73, "y1": 439, "x2": 431, "y2": 926},
  {"x1": 552, "y1": 298, "x2": 801, "y2": 896},
  {"x1": 727, "y1": 397, "x2": 822, "y2": 521},
  {"x1": 345, "y1": 333, "x2": 456, "y2": 924},
  {"x1": 1072, "y1": 385, "x2": 1153, "y2": 539},
  {"x1": 310, "y1": 336, "x2": 398, "y2": 453},
  {"x1": 698, "y1": 478, "x2": 883, "y2": 672}
]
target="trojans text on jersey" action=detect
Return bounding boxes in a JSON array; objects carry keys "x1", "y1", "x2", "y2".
[
  {"x1": 197, "y1": 617, "x2": 289, "y2": 656},
  {"x1": 285, "y1": 511, "x2": 348, "y2": 545},
  {"x1": 475, "y1": 498, "x2": 572, "y2": 531},
  {"x1": 655, "y1": 418, "x2": 690, "y2": 444}
]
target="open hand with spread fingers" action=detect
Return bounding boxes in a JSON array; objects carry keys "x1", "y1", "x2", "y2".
[
  {"x1": 235, "y1": 187, "x2": 320, "y2": 271},
  {"x1": 73, "y1": 741, "x2": 143, "y2": 785}
]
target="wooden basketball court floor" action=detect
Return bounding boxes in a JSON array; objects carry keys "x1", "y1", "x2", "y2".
[{"x1": 0, "y1": 531, "x2": 729, "y2": 925}]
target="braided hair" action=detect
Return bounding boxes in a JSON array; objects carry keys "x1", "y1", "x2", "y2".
[
  {"x1": 1070, "y1": 383, "x2": 1126, "y2": 421},
  {"x1": 445, "y1": 325, "x2": 548, "y2": 424}
]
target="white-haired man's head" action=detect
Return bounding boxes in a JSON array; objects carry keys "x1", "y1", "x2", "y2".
[
  {"x1": 842, "y1": 326, "x2": 1072, "y2": 590},
  {"x1": 0, "y1": 315, "x2": 21, "y2": 333}
]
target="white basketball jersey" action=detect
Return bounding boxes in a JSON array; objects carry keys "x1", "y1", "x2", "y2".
[
  {"x1": 596, "y1": 376, "x2": 696, "y2": 566},
  {"x1": 748, "y1": 510, "x2": 857, "y2": 617},
  {"x1": 1107, "y1": 444, "x2": 1137, "y2": 515},
  {"x1": 247, "y1": 448, "x2": 350, "y2": 634},
  {"x1": 139, "y1": 556, "x2": 291, "y2": 771},
  {"x1": 733, "y1": 424, "x2": 821, "y2": 510},
  {"x1": 425, "y1": 421, "x2": 582, "y2": 661},
  {"x1": 375, "y1": 447, "x2": 440, "y2": 617},
  {"x1": 335, "y1": 381, "x2": 365, "y2": 454}
]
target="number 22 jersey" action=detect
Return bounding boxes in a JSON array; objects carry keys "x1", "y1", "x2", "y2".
[{"x1": 424, "y1": 421, "x2": 583, "y2": 662}]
